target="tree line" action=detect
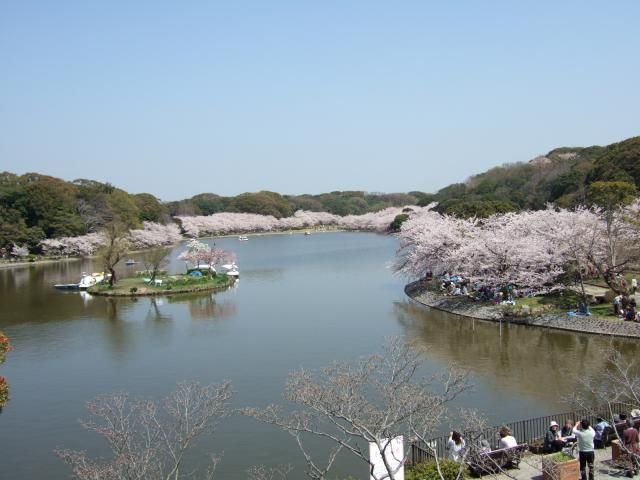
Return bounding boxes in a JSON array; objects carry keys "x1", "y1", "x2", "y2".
[
  {"x1": 421, "y1": 135, "x2": 640, "y2": 218},
  {"x1": 2, "y1": 134, "x2": 638, "y2": 253},
  {"x1": 0, "y1": 171, "x2": 422, "y2": 254},
  {"x1": 0, "y1": 173, "x2": 169, "y2": 253}
]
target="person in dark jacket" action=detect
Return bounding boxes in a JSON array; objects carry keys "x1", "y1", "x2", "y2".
[{"x1": 544, "y1": 421, "x2": 564, "y2": 453}]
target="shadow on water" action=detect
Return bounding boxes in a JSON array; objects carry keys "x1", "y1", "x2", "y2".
[{"x1": 394, "y1": 300, "x2": 640, "y2": 409}]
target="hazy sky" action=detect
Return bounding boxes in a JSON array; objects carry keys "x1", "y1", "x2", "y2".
[{"x1": 2, "y1": 1, "x2": 639, "y2": 201}]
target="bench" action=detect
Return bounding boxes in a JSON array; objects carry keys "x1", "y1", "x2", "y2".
[{"x1": 467, "y1": 444, "x2": 529, "y2": 477}]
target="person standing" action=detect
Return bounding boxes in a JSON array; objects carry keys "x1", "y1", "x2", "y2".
[
  {"x1": 632, "y1": 278, "x2": 638, "y2": 295},
  {"x1": 573, "y1": 419, "x2": 596, "y2": 480},
  {"x1": 446, "y1": 430, "x2": 466, "y2": 462},
  {"x1": 594, "y1": 417, "x2": 611, "y2": 449}
]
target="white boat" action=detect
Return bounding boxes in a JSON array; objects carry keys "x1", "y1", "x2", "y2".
[
  {"x1": 125, "y1": 259, "x2": 137, "y2": 266},
  {"x1": 221, "y1": 263, "x2": 240, "y2": 277},
  {"x1": 193, "y1": 263, "x2": 216, "y2": 273},
  {"x1": 238, "y1": 235, "x2": 249, "y2": 241},
  {"x1": 78, "y1": 272, "x2": 106, "y2": 289},
  {"x1": 55, "y1": 272, "x2": 107, "y2": 290}
]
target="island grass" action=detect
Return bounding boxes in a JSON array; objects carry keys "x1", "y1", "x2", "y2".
[{"x1": 88, "y1": 273, "x2": 234, "y2": 297}]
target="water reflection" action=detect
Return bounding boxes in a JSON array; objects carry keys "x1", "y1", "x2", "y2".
[
  {"x1": 167, "y1": 293, "x2": 237, "y2": 320},
  {"x1": 394, "y1": 300, "x2": 640, "y2": 407},
  {"x1": 147, "y1": 298, "x2": 173, "y2": 323}
]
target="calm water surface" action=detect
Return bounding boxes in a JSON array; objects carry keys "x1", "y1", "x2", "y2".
[{"x1": 1, "y1": 232, "x2": 638, "y2": 479}]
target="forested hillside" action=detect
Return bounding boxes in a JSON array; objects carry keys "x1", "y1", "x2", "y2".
[
  {"x1": 0, "y1": 173, "x2": 420, "y2": 252},
  {"x1": 167, "y1": 190, "x2": 421, "y2": 218},
  {"x1": 2, "y1": 135, "x2": 638, "y2": 252},
  {"x1": 424, "y1": 136, "x2": 640, "y2": 217},
  {"x1": 0, "y1": 173, "x2": 169, "y2": 251}
]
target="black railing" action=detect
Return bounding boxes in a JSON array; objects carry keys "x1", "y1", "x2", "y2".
[{"x1": 410, "y1": 402, "x2": 633, "y2": 464}]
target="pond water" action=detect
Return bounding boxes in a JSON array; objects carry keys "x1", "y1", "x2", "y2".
[{"x1": 0, "y1": 232, "x2": 637, "y2": 479}]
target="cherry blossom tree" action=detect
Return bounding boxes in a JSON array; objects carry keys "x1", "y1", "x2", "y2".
[
  {"x1": 10, "y1": 244, "x2": 29, "y2": 258},
  {"x1": 178, "y1": 239, "x2": 235, "y2": 274},
  {"x1": 39, "y1": 232, "x2": 106, "y2": 257},
  {"x1": 587, "y1": 200, "x2": 640, "y2": 294},
  {"x1": 396, "y1": 202, "x2": 640, "y2": 294},
  {"x1": 540, "y1": 207, "x2": 603, "y2": 303},
  {"x1": 396, "y1": 208, "x2": 566, "y2": 290},
  {"x1": 175, "y1": 207, "x2": 426, "y2": 237},
  {"x1": 128, "y1": 222, "x2": 183, "y2": 249},
  {"x1": 38, "y1": 223, "x2": 182, "y2": 258}
]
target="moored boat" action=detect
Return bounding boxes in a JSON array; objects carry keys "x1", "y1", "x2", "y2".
[
  {"x1": 54, "y1": 272, "x2": 107, "y2": 290},
  {"x1": 221, "y1": 263, "x2": 240, "y2": 277},
  {"x1": 78, "y1": 272, "x2": 106, "y2": 289}
]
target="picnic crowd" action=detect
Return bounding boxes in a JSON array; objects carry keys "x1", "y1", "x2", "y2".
[{"x1": 445, "y1": 409, "x2": 640, "y2": 480}]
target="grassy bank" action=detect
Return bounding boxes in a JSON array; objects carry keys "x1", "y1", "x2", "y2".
[
  {"x1": 501, "y1": 289, "x2": 616, "y2": 318},
  {"x1": 87, "y1": 274, "x2": 234, "y2": 297}
]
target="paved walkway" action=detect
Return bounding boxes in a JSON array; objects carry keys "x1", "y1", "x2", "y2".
[
  {"x1": 495, "y1": 447, "x2": 632, "y2": 480},
  {"x1": 406, "y1": 283, "x2": 640, "y2": 338}
]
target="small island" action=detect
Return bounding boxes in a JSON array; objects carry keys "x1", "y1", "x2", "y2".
[
  {"x1": 87, "y1": 272, "x2": 235, "y2": 297},
  {"x1": 89, "y1": 239, "x2": 238, "y2": 297}
]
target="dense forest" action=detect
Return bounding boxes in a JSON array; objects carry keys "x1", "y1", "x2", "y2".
[
  {"x1": 2, "y1": 135, "x2": 638, "y2": 252},
  {"x1": 0, "y1": 173, "x2": 171, "y2": 252}
]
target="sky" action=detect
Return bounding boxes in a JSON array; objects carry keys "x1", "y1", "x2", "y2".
[{"x1": 1, "y1": 1, "x2": 639, "y2": 201}]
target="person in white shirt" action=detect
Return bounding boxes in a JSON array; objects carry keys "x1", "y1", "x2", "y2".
[
  {"x1": 498, "y1": 426, "x2": 517, "y2": 449},
  {"x1": 446, "y1": 430, "x2": 466, "y2": 462},
  {"x1": 573, "y1": 419, "x2": 596, "y2": 480}
]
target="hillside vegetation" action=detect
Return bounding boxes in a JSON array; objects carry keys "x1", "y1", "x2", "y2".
[
  {"x1": 2, "y1": 135, "x2": 638, "y2": 252},
  {"x1": 424, "y1": 136, "x2": 640, "y2": 217},
  {"x1": 0, "y1": 173, "x2": 169, "y2": 252}
]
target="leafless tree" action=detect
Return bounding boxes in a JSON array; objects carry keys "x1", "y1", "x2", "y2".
[
  {"x1": 77, "y1": 198, "x2": 107, "y2": 233},
  {"x1": 99, "y1": 220, "x2": 130, "y2": 286},
  {"x1": 244, "y1": 337, "x2": 471, "y2": 480},
  {"x1": 57, "y1": 381, "x2": 232, "y2": 480},
  {"x1": 142, "y1": 246, "x2": 172, "y2": 282}
]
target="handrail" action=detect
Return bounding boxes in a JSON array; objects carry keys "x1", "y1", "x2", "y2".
[{"x1": 411, "y1": 402, "x2": 634, "y2": 464}]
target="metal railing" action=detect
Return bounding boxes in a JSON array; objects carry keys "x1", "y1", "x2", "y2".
[{"x1": 410, "y1": 402, "x2": 633, "y2": 464}]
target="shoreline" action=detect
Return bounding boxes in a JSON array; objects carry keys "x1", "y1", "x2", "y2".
[
  {"x1": 405, "y1": 281, "x2": 640, "y2": 339},
  {"x1": 0, "y1": 228, "x2": 356, "y2": 270},
  {"x1": 87, "y1": 278, "x2": 236, "y2": 297}
]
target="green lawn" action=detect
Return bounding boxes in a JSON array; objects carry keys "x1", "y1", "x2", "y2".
[{"x1": 503, "y1": 290, "x2": 617, "y2": 319}]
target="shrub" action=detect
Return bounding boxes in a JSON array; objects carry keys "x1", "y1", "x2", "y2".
[
  {"x1": 550, "y1": 452, "x2": 574, "y2": 463},
  {"x1": 406, "y1": 459, "x2": 467, "y2": 480},
  {"x1": 0, "y1": 376, "x2": 8, "y2": 407},
  {"x1": 129, "y1": 287, "x2": 138, "y2": 293}
]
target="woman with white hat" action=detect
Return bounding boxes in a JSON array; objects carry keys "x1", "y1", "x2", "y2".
[{"x1": 544, "y1": 420, "x2": 564, "y2": 453}]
